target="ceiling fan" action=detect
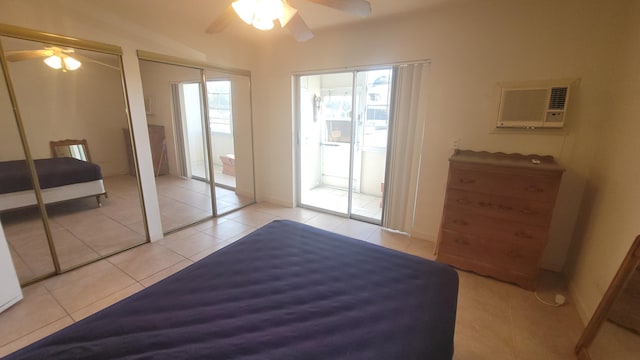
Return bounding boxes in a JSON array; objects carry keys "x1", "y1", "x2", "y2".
[
  {"x1": 206, "y1": 0, "x2": 372, "y2": 42},
  {"x1": 5, "y1": 46, "x2": 120, "y2": 72}
]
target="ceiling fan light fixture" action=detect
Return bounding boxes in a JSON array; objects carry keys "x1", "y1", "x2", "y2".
[
  {"x1": 232, "y1": 0, "x2": 284, "y2": 31},
  {"x1": 231, "y1": 0, "x2": 256, "y2": 25},
  {"x1": 63, "y1": 56, "x2": 82, "y2": 71},
  {"x1": 253, "y1": 17, "x2": 275, "y2": 30},
  {"x1": 44, "y1": 55, "x2": 62, "y2": 70},
  {"x1": 43, "y1": 53, "x2": 82, "y2": 72}
]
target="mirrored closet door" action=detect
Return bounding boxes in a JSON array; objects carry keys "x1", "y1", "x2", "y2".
[
  {"x1": 0, "y1": 28, "x2": 148, "y2": 283},
  {"x1": 0, "y1": 51, "x2": 55, "y2": 284},
  {"x1": 139, "y1": 54, "x2": 255, "y2": 234},
  {"x1": 139, "y1": 60, "x2": 214, "y2": 233}
]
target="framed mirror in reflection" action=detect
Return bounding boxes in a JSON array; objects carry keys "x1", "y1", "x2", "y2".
[
  {"x1": 576, "y1": 235, "x2": 640, "y2": 359},
  {"x1": 50, "y1": 139, "x2": 92, "y2": 162}
]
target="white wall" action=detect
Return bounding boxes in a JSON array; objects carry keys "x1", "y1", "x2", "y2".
[
  {"x1": 252, "y1": 0, "x2": 616, "y2": 271},
  {"x1": 0, "y1": 65, "x2": 23, "y2": 161},
  {"x1": 2, "y1": 45, "x2": 130, "y2": 176},
  {"x1": 566, "y1": 0, "x2": 640, "y2": 323}
]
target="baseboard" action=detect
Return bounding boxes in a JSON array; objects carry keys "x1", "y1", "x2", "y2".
[
  {"x1": 568, "y1": 279, "x2": 591, "y2": 326},
  {"x1": 409, "y1": 230, "x2": 435, "y2": 243},
  {"x1": 0, "y1": 292, "x2": 23, "y2": 314},
  {"x1": 257, "y1": 196, "x2": 294, "y2": 208}
]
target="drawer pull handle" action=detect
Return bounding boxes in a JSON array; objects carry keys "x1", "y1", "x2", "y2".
[
  {"x1": 497, "y1": 204, "x2": 513, "y2": 211},
  {"x1": 478, "y1": 201, "x2": 493, "y2": 207},
  {"x1": 525, "y1": 185, "x2": 544, "y2": 193},
  {"x1": 456, "y1": 199, "x2": 472, "y2": 205},
  {"x1": 519, "y1": 208, "x2": 535, "y2": 215},
  {"x1": 454, "y1": 237, "x2": 470, "y2": 245},
  {"x1": 514, "y1": 231, "x2": 533, "y2": 239},
  {"x1": 459, "y1": 178, "x2": 476, "y2": 184},
  {"x1": 452, "y1": 219, "x2": 469, "y2": 226}
]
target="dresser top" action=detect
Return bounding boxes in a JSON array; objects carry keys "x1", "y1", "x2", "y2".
[{"x1": 449, "y1": 150, "x2": 565, "y2": 172}]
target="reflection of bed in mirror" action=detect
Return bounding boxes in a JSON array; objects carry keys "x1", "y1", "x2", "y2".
[{"x1": 0, "y1": 157, "x2": 107, "y2": 212}]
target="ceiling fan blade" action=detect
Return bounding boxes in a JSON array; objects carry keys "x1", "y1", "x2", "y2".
[
  {"x1": 206, "y1": 5, "x2": 237, "y2": 34},
  {"x1": 306, "y1": 0, "x2": 371, "y2": 17},
  {"x1": 73, "y1": 53, "x2": 121, "y2": 71},
  {"x1": 279, "y1": 1, "x2": 298, "y2": 27},
  {"x1": 281, "y1": 13, "x2": 314, "y2": 42},
  {"x1": 5, "y1": 50, "x2": 53, "y2": 62}
]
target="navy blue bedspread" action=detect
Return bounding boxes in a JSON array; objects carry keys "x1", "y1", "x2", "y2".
[
  {"x1": 3, "y1": 220, "x2": 459, "y2": 360},
  {"x1": 0, "y1": 158, "x2": 103, "y2": 194}
]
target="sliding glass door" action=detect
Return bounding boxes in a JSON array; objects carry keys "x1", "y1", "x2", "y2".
[{"x1": 297, "y1": 68, "x2": 393, "y2": 224}]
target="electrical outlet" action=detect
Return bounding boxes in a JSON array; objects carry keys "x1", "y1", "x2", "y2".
[{"x1": 452, "y1": 138, "x2": 462, "y2": 149}]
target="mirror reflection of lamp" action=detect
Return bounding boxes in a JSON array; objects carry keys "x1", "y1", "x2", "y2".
[{"x1": 44, "y1": 54, "x2": 81, "y2": 72}]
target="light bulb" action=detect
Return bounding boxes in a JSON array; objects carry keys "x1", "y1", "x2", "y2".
[
  {"x1": 44, "y1": 55, "x2": 62, "y2": 69},
  {"x1": 257, "y1": 0, "x2": 283, "y2": 22},
  {"x1": 253, "y1": 16, "x2": 274, "y2": 30},
  {"x1": 232, "y1": 0, "x2": 256, "y2": 25},
  {"x1": 63, "y1": 56, "x2": 82, "y2": 71}
]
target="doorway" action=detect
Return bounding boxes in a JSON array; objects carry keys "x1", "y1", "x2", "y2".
[{"x1": 297, "y1": 68, "x2": 393, "y2": 224}]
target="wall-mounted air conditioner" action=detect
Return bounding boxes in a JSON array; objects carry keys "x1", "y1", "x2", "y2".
[{"x1": 496, "y1": 79, "x2": 576, "y2": 129}]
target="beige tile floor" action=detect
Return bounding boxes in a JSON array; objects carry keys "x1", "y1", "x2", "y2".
[
  {"x1": 3, "y1": 173, "x2": 254, "y2": 284},
  {"x1": 0, "y1": 203, "x2": 585, "y2": 359},
  {"x1": 155, "y1": 174, "x2": 254, "y2": 232},
  {"x1": 2, "y1": 175, "x2": 147, "y2": 284},
  {"x1": 301, "y1": 185, "x2": 383, "y2": 221}
]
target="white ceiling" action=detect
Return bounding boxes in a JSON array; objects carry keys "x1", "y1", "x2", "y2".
[{"x1": 84, "y1": 0, "x2": 450, "y2": 41}]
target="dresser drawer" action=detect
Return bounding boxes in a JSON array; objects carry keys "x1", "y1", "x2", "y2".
[
  {"x1": 441, "y1": 209, "x2": 548, "y2": 247},
  {"x1": 448, "y1": 166, "x2": 560, "y2": 202},
  {"x1": 445, "y1": 189, "x2": 554, "y2": 227},
  {"x1": 438, "y1": 229, "x2": 541, "y2": 272}
]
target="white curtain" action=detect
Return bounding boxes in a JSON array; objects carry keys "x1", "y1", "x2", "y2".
[{"x1": 383, "y1": 63, "x2": 429, "y2": 233}]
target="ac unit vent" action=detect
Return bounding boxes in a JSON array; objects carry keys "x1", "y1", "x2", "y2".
[
  {"x1": 549, "y1": 87, "x2": 568, "y2": 110},
  {"x1": 496, "y1": 81, "x2": 573, "y2": 129}
]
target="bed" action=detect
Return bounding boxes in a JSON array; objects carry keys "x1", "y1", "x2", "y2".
[
  {"x1": 0, "y1": 157, "x2": 106, "y2": 212},
  {"x1": 2, "y1": 220, "x2": 459, "y2": 360}
]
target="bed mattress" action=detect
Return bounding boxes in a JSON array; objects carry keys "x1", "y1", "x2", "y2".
[
  {"x1": 2, "y1": 220, "x2": 459, "y2": 360},
  {"x1": 0, "y1": 158, "x2": 103, "y2": 194}
]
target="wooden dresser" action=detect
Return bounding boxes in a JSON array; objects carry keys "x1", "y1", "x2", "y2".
[{"x1": 436, "y1": 150, "x2": 564, "y2": 290}]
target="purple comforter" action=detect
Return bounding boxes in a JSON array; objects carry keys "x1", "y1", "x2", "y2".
[
  {"x1": 0, "y1": 158, "x2": 102, "y2": 194},
  {"x1": 2, "y1": 220, "x2": 459, "y2": 359}
]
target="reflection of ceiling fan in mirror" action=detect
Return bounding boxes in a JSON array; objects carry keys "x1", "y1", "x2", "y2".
[
  {"x1": 5, "y1": 46, "x2": 120, "y2": 72},
  {"x1": 206, "y1": 0, "x2": 372, "y2": 42}
]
